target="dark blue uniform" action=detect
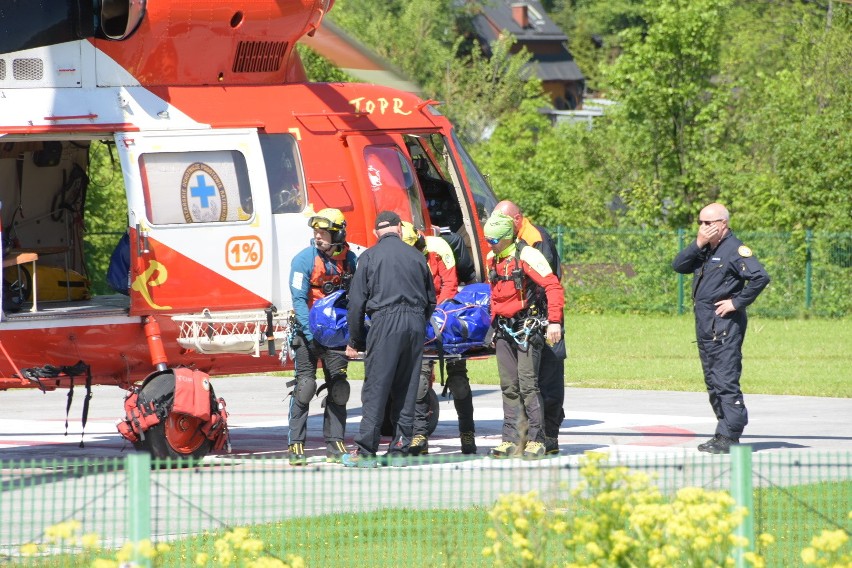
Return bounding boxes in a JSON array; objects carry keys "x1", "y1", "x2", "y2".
[
  {"x1": 518, "y1": 222, "x2": 565, "y2": 449},
  {"x1": 672, "y1": 231, "x2": 770, "y2": 441},
  {"x1": 347, "y1": 232, "x2": 436, "y2": 456}
]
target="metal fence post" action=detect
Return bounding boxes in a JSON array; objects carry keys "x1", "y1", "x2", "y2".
[
  {"x1": 677, "y1": 228, "x2": 685, "y2": 315},
  {"x1": 127, "y1": 452, "x2": 152, "y2": 568},
  {"x1": 805, "y1": 229, "x2": 813, "y2": 311},
  {"x1": 730, "y1": 445, "x2": 754, "y2": 568},
  {"x1": 556, "y1": 225, "x2": 564, "y2": 262}
]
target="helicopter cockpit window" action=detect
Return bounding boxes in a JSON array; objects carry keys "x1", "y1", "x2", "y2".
[
  {"x1": 363, "y1": 145, "x2": 426, "y2": 229},
  {"x1": 140, "y1": 150, "x2": 253, "y2": 225},
  {"x1": 259, "y1": 133, "x2": 306, "y2": 214}
]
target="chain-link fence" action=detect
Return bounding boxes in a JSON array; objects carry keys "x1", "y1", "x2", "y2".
[
  {"x1": 552, "y1": 228, "x2": 852, "y2": 318},
  {"x1": 85, "y1": 228, "x2": 851, "y2": 316},
  {"x1": 2, "y1": 450, "x2": 849, "y2": 567}
]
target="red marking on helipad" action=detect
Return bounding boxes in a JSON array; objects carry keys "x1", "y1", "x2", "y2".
[{"x1": 628, "y1": 425, "x2": 696, "y2": 446}]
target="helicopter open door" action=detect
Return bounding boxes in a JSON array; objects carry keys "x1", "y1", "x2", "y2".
[{"x1": 115, "y1": 129, "x2": 277, "y2": 315}]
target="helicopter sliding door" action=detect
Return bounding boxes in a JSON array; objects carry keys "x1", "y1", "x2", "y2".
[{"x1": 115, "y1": 129, "x2": 274, "y2": 315}]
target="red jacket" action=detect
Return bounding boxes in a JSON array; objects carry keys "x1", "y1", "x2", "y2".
[
  {"x1": 488, "y1": 242, "x2": 563, "y2": 324},
  {"x1": 424, "y1": 235, "x2": 458, "y2": 303}
]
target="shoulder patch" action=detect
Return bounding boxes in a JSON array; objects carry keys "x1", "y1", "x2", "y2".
[
  {"x1": 738, "y1": 245, "x2": 753, "y2": 258},
  {"x1": 519, "y1": 246, "x2": 553, "y2": 278}
]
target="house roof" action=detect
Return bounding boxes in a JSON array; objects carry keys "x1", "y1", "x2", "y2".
[
  {"x1": 533, "y1": 50, "x2": 585, "y2": 82},
  {"x1": 470, "y1": 0, "x2": 584, "y2": 82},
  {"x1": 471, "y1": 0, "x2": 567, "y2": 42}
]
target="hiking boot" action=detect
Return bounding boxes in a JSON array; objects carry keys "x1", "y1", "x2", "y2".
[
  {"x1": 697, "y1": 434, "x2": 721, "y2": 452},
  {"x1": 489, "y1": 441, "x2": 517, "y2": 459},
  {"x1": 460, "y1": 431, "x2": 477, "y2": 455},
  {"x1": 341, "y1": 450, "x2": 379, "y2": 468},
  {"x1": 326, "y1": 441, "x2": 347, "y2": 463},
  {"x1": 701, "y1": 435, "x2": 739, "y2": 455},
  {"x1": 381, "y1": 451, "x2": 408, "y2": 467},
  {"x1": 522, "y1": 441, "x2": 546, "y2": 460},
  {"x1": 288, "y1": 442, "x2": 307, "y2": 466},
  {"x1": 544, "y1": 437, "x2": 560, "y2": 455},
  {"x1": 409, "y1": 434, "x2": 429, "y2": 456}
]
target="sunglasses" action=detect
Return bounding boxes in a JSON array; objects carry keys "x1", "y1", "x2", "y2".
[
  {"x1": 697, "y1": 219, "x2": 724, "y2": 226},
  {"x1": 485, "y1": 237, "x2": 503, "y2": 245}
]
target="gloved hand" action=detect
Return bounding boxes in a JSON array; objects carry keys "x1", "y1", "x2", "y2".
[{"x1": 484, "y1": 326, "x2": 497, "y2": 349}]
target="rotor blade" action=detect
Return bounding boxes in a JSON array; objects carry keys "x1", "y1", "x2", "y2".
[{"x1": 300, "y1": 19, "x2": 422, "y2": 95}]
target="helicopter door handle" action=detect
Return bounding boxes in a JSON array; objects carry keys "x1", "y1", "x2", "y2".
[{"x1": 135, "y1": 223, "x2": 150, "y2": 255}]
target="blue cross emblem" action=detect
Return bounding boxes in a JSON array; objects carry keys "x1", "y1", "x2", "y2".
[{"x1": 191, "y1": 174, "x2": 216, "y2": 208}]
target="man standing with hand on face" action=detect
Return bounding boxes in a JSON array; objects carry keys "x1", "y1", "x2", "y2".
[
  {"x1": 672, "y1": 203, "x2": 770, "y2": 454},
  {"x1": 343, "y1": 211, "x2": 436, "y2": 467}
]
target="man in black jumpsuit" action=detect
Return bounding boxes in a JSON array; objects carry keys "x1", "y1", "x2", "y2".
[
  {"x1": 672, "y1": 203, "x2": 770, "y2": 454},
  {"x1": 343, "y1": 211, "x2": 436, "y2": 467}
]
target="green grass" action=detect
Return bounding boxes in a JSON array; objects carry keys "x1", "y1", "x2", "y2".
[
  {"x1": 756, "y1": 480, "x2": 852, "y2": 568},
  {"x1": 345, "y1": 314, "x2": 852, "y2": 398},
  {"x1": 21, "y1": 481, "x2": 846, "y2": 567},
  {"x1": 151, "y1": 480, "x2": 852, "y2": 567},
  {"x1": 163, "y1": 509, "x2": 495, "y2": 568}
]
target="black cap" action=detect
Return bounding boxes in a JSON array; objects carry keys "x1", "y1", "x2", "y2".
[{"x1": 374, "y1": 210, "x2": 402, "y2": 230}]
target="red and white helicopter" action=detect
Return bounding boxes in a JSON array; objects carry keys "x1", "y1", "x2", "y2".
[{"x1": 0, "y1": 0, "x2": 498, "y2": 458}]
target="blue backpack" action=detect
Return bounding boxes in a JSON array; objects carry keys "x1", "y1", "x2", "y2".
[
  {"x1": 309, "y1": 289, "x2": 350, "y2": 348},
  {"x1": 106, "y1": 232, "x2": 130, "y2": 295},
  {"x1": 425, "y1": 283, "x2": 491, "y2": 355}
]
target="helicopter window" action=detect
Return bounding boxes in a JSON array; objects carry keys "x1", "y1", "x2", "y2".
[
  {"x1": 259, "y1": 133, "x2": 306, "y2": 214},
  {"x1": 140, "y1": 150, "x2": 253, "y2": 225},
  {"x1": 450, "y1": 130, "x2": 497, "y2": 226},
  {"x1": 408, "y1": 142, "x2": 464, "y2": 233},
  {"x1": 363, "y1": 145, "x2": 426, "y2": 229}
]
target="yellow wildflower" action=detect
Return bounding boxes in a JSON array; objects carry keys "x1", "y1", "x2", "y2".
[
  {"x1": 115, "y1": 542, "x2": 134, "y2": 564},
  {"x1": 19, "y1": 542, "x2": 40, "y2": 556},
  {"x1": 136, "y1": 539, "x2": 157, "y2": 559},
  {"x1": 44, "y1": 520, "x2": 81, "y2": 542},
  {"x1": 811, "y1": 529, "x2": 849, "y2": 553},
  {"x1": 801, "y1": 546, "x2": 818, "y2": 564},
  {"x1": 585, "y1": 541, "x2": 604, "y2": 558},
  {"x1": 240, "y1": 538, "x2": 265, "y2": 555},
  {"x1": 743, "y1": 551, "x2": 766, "y2": 568},
  {"x1": 81, "y1": 532, "x2": 100, "y2": 550},
  {"x1": 195, "y1": 552, "x2": 210, "y2": 565}
]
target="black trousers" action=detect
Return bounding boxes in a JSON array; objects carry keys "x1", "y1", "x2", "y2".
[
  {"x1": 697, "y1": 328, "x2": 749, "y2": 440},
  {"x1": 539, "y1": 335, "x2": 566, "y2": 438},
  {"x1": 355, "y1": 308, "x2": 425, "y2": 455},
  {"x1": 288, "y1": 335, "x2": 348, "y2": 444},
  {"x1": 414, "y1": 359, "x2": 475, "y2": 436}
]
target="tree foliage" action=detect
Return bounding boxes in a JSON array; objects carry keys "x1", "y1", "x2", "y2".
[
  {"x1": 544, "y1": 0, "x2": 851, "y2": 232},
  {"x1": 322, "y1": 0, "x2": 547, "y2": 142},
  {"x1": 321, "y1": 0, "x2": 851, "y2": 233}
]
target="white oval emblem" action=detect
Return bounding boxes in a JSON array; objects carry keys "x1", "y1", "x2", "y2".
[{"x1": 181, "y1": 162, "x2": 228, "y2": 223}]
